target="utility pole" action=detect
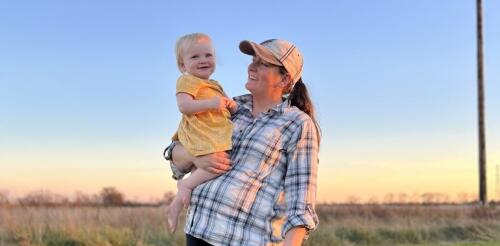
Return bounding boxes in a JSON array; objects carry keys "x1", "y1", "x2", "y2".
[{"x1": 476, "y1": 0, "x2": 487, "y2": 206}]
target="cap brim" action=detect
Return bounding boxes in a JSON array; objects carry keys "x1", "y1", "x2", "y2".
[{"x1": 239, "y1": 40, "x2": 282, "y2": 66}]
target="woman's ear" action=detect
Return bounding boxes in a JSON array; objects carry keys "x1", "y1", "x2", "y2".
[{"x1": 279, "y1": 73, "x2": 293, "y2": 89}]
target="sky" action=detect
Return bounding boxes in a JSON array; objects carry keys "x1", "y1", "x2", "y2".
[{"x1": 1, "y1": 0, "x2": 500, "y2": 203}]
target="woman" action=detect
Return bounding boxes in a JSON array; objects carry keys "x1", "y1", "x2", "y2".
[{"x1": 166, "y1": 38, "x2": 320, "y2": 246}]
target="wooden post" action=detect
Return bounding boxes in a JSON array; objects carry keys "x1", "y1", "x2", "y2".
[{"x1": 477, "y1": 0, "x2": 487, "y2": 206}]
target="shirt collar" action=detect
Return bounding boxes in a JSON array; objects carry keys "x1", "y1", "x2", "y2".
[{"x1": 234, "y1": 94, "x2": 290, "y2": 116}]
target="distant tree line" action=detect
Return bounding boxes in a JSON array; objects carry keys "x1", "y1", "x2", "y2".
[
  {"x1": 0, "y1": 188, "x2": 496, "y2": 207},
  {"x1": 344, "y1": 192, "x2": 497, "y2": 205},
  {"x1": 0, "y1": 188, "x2": 175, "y2": 207}
]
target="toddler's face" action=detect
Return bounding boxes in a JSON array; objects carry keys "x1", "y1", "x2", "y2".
[{"x1": 181, "y1": 40, "x2": 215, "y2": 80}]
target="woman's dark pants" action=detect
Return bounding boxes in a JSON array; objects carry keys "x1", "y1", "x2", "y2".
[{"x1": 186, "y1": 234, "x2": 213, "y2": 246}]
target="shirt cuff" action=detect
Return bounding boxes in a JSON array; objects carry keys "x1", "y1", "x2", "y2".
[{"x1": 282, "y1": 205, "x2": 319, "y2": 239}]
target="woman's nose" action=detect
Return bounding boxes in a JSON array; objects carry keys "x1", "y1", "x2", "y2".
[{"x1": 248, "y1": 62, "x2": 257, "y2": 71}]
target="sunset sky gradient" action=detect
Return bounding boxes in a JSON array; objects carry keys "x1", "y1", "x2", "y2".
[{"x1": 2, "y1": 0, "x2": 500, "y2": 203}]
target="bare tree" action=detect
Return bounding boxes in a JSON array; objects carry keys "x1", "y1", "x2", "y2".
[
  {"x1": 73, "y1": 191, "x2": 93, "y2": 206},
  {"x1": 0, "y1": 190, "x2": 10, "y2": 206},
  {"x1": 162, "y1": 191, "x2": 175, "y2": 205},
  {"x1": 383, "y1": 193, "x2": 395, "y2": 204},
  {"x1": 434, "y1": 193, "x2": 450, "y2": 204},
  {"x1": 100, "y1": 187, "x2": 125, "y2": 206},
  {"x1": 457, "y1": 192, "x2": 470, "y2": 203},
  {"x1": 367, "y1": 196, "x2": 380, "y2": 205},
  {"x1": 17, "y1": 190, "x2": 67, "y2": 206},
  {"x1": 421, "y1": 193, "x2": 436, "y2": 204},
  {"x1": 346, "y1": 195, "x2": 360, "y2": 205},
  {"x1": 397, "y1": 193, "x2": 409, "y2": 204},
  {"x1": 407, "y1": 193, "x2": 420, "y2": 204}
]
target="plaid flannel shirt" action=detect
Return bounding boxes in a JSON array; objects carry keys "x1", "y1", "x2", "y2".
[{"x1": 183, "y1": 94, "x2": 319, "y2": 246}]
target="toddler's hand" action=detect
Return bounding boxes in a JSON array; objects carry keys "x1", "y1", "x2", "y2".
[
  {"x1": 210, "y1": 96, "x2": 228, "y2": 112},
  {"x1": 226, "y1": 99, "x2": 238, "y2": 114}
]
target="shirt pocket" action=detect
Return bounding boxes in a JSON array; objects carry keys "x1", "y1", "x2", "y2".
[{"x1": 241, "y1": 125, "x2": 285, "y2": 179}]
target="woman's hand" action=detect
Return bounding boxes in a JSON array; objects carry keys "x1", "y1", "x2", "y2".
[
  {"x1": 193, "y1": 152, "x2": 232, "y2": 174},
  {"x1": 284, "y1": 227, "x2": 307, "y2": 246}
]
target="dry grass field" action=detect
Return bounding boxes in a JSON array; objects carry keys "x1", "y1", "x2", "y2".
[{"x1": 1, "y1": 204, "x2": 500, "y2": 245}]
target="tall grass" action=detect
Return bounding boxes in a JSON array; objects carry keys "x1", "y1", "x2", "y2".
[
  {"x1": 0, "y1": 206, "x2": 184, "y2": 245},
  {"x1": 1, "y1": 204, "x2": 500, "y2": 245},
  {"x1": 306, "y1": 204, "x2": 500, "y2": 246}
]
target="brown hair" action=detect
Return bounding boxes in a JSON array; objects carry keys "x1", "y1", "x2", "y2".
[
  {"x1": 290, "y1": 79, "x2": 321, "y2": 140},
  {"x1": 279, "y1": 68, "x2": 321, "y2": 142}
]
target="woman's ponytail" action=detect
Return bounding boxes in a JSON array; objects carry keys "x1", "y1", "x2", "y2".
[{"x1": 289, "y1": 78, "x2": 321, "y2": 142}]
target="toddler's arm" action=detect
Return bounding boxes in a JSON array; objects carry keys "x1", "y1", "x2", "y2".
[{"x1": 176, "y1": 93, "x2": 228, "y2": 115}]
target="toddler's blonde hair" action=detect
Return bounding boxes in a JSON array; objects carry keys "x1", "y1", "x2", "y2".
[{"x1": 175, "y1": 33, "x2": 214, "y2": 73}]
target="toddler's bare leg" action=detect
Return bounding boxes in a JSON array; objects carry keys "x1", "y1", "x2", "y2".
[
  {"x1": 177, "y1": 168, "x2": 219, "y2": 207},
  {"x1": 166, "y1": 168, "x2": 219, "y2": 233},
  {"x1": 166, "y1": 188, "x2": 183, "y2": 233}
]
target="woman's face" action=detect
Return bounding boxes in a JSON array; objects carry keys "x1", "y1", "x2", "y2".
[{"x1": 245, "y1": 56, "x2": 285, "y2": 96}]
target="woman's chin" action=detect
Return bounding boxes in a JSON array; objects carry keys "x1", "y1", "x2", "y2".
[{"x1": 245, "y1": 81, "x2": 254, "y2": 91}]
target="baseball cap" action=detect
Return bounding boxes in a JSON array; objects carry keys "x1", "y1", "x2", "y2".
[{"x1": 239, "y1": 39, "x2": 303, "y2": 84}]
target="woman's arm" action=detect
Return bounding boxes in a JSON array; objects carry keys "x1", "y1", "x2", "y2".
[
  {"x1": 282, "y1": 118, "x2": 320, "y2": 241},
  {"x1": 176, "y1": 93, "x2": 230, "y2": 115},
  {"x1": 171, "y1": 143, "x2": 232, "y2": 174},
  {"x1": 284, "y1": 227, "x2": 307, "y2": 246}
]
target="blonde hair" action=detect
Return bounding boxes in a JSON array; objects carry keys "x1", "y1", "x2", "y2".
[{"x1": 175, "y1": 33, "x2": 214, "y2": 72}]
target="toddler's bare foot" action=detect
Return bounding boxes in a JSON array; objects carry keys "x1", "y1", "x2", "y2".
[{"x1": 177, "y1": 180, "x2": 193, "y2": 208}]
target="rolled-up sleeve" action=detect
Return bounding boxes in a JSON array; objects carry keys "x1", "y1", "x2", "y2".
[{"x1": 282, "y1": 118, "x2": 320, "y2": 238}]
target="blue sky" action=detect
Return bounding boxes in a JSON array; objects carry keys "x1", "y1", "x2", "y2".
[{"x1": 1, "y1": 1, "x2": 500, "y2": 202}]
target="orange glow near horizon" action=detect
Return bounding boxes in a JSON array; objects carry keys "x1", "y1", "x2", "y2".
[
  {"x1": 0, "y1": 141, "x2": 500, "y2": 202},
  {"x1": 2, "y1": 150, "x2": 499, "y2": 203}
]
